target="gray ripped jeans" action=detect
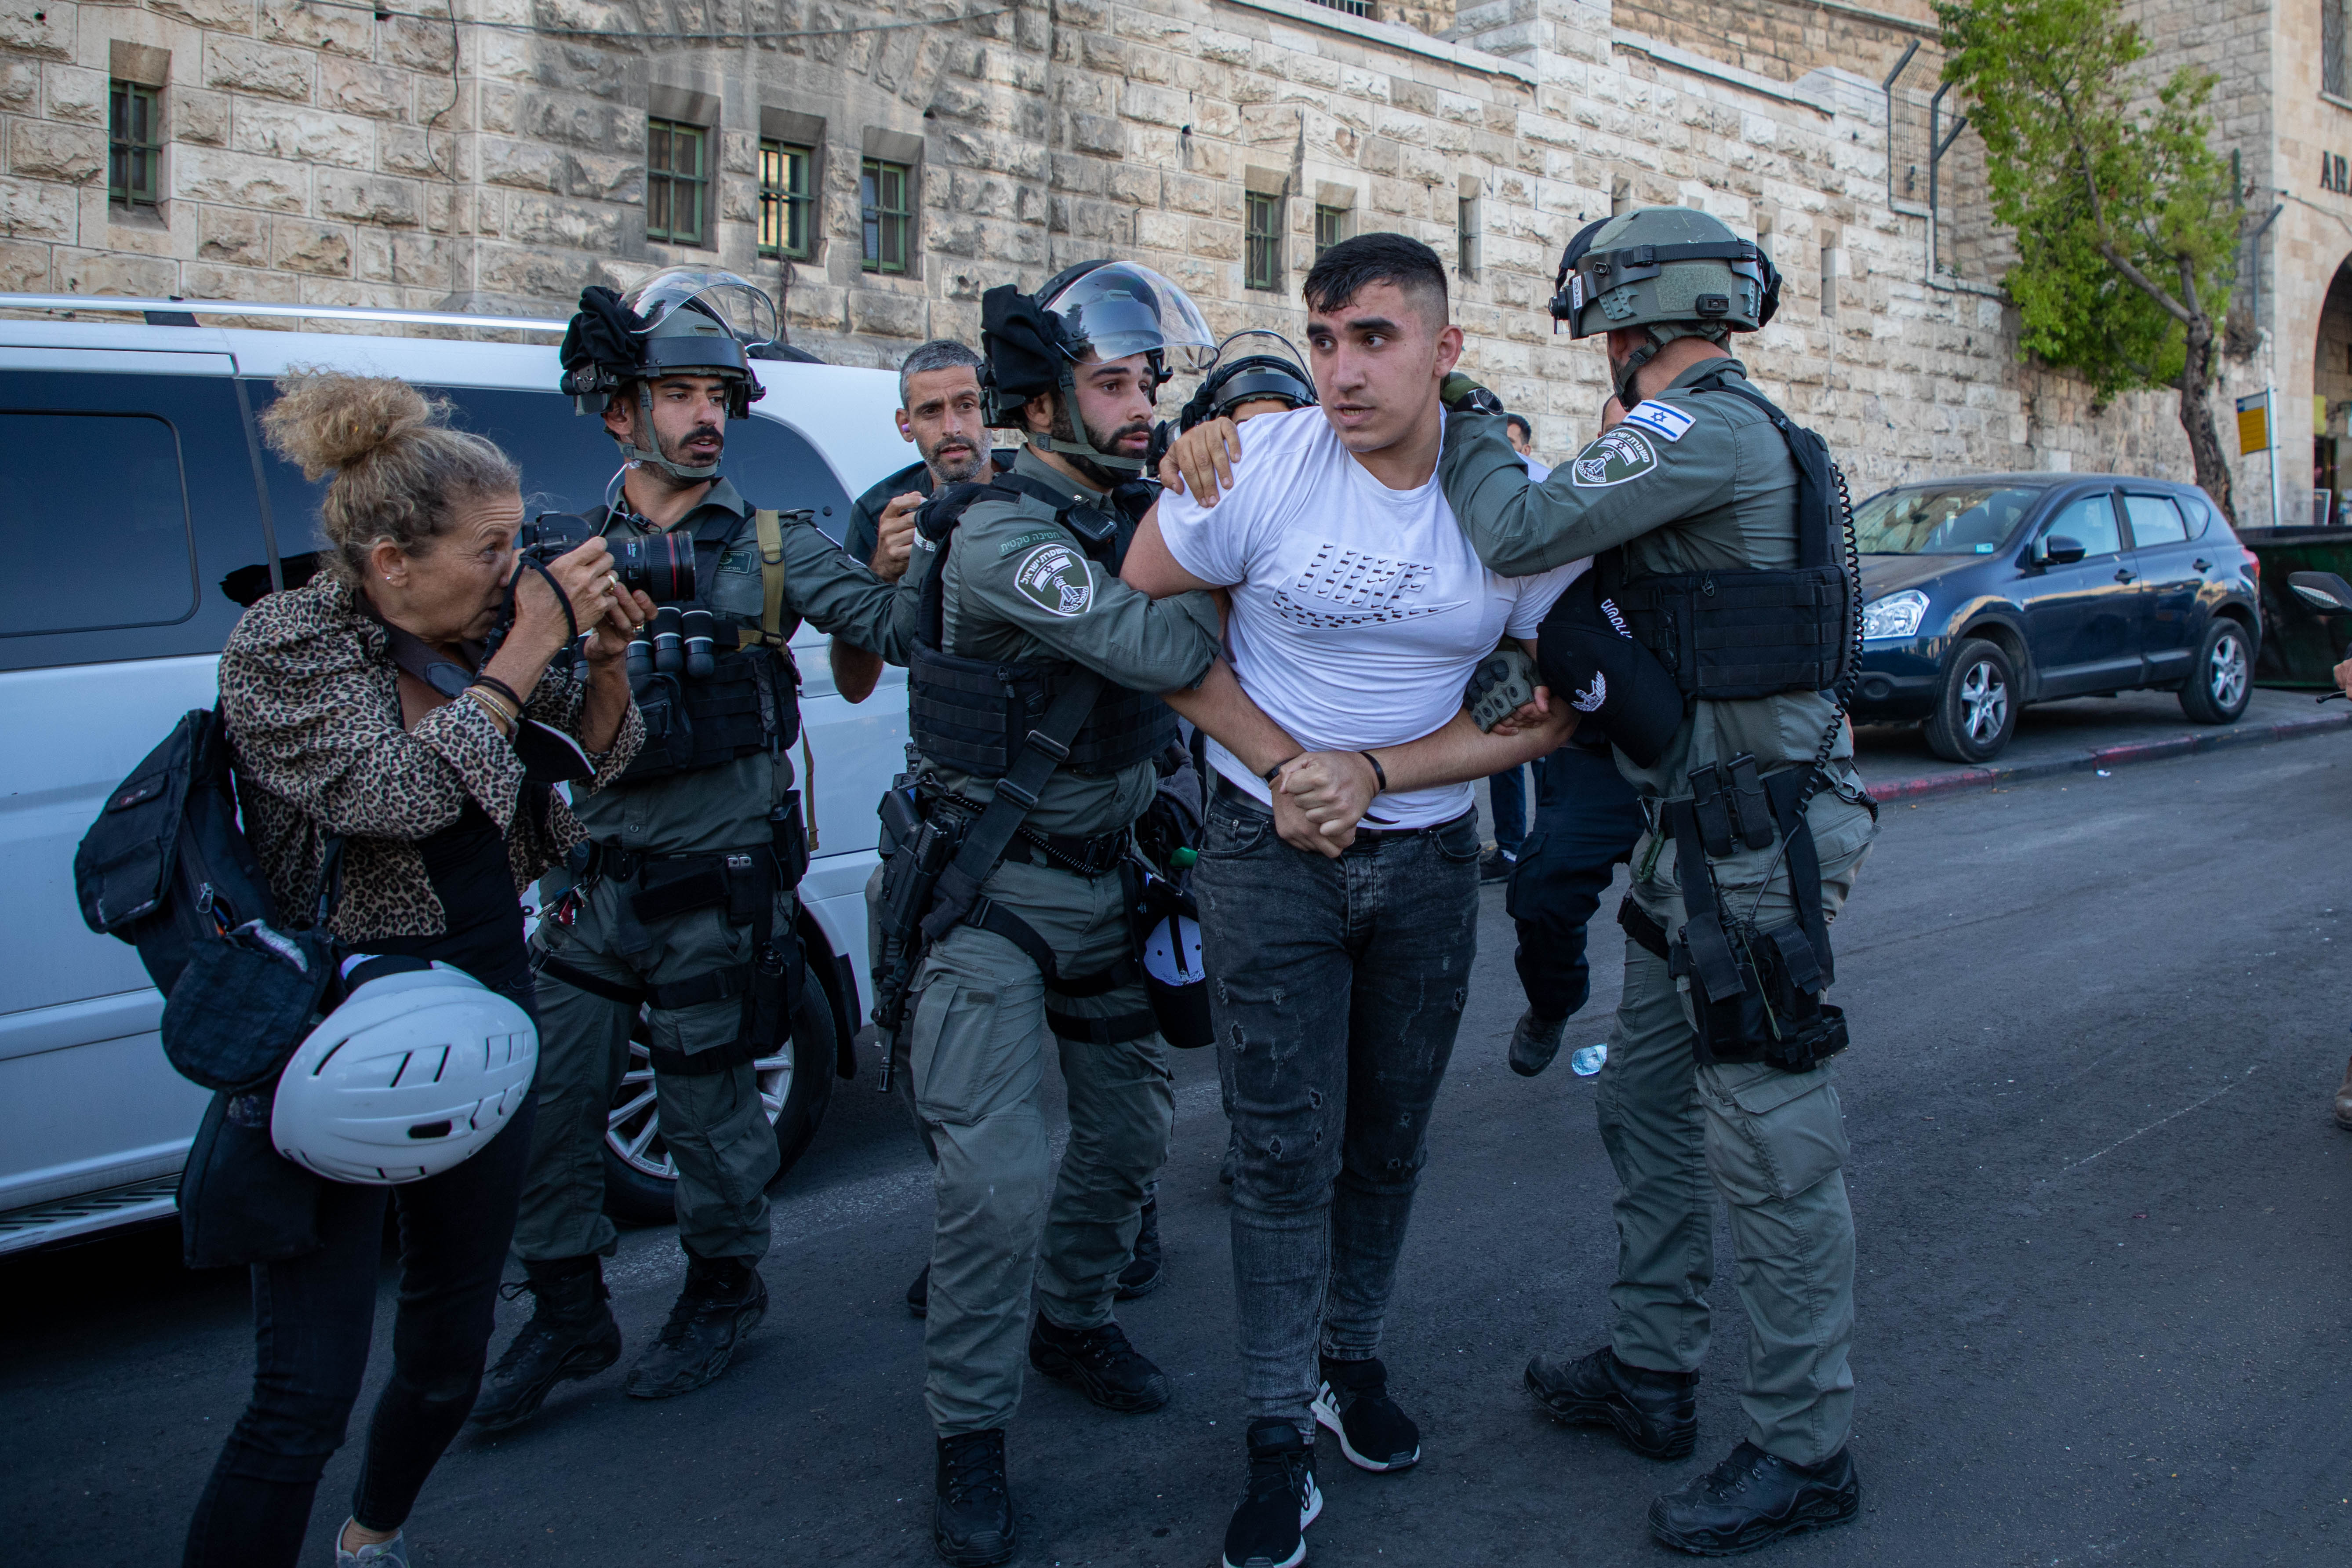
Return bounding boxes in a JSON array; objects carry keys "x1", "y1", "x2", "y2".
[{"x1": 1194, "y1": 784, "x2": 1482, "y2": 1436}]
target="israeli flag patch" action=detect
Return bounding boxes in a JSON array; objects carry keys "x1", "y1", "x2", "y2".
[{"x1": 1621, "y1": 400, "x2": 1694, "y2": 443}]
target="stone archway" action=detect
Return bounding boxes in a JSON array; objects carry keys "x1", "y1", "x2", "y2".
[{"x1": 2313, "y1": 259, "x2": 2352, "y2": 527}]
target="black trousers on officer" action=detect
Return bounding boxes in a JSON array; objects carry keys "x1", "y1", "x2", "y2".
[{"x1": 1507, "y1": 740, "x2": 1647, "y2": 1023}]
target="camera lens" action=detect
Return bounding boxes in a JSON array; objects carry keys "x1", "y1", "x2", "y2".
[
  {"x1": 612, "y1": 533, "x2": 698, "y2": 604},
  {"x1": 652, "y1": 605, "x2": 684, "y2": 676},
  {"x1": 683, "y1": 608, "x2": 715, "y2": 679},
  {"x1": 625, "y1": 628, "x2": 653, "y2": 682}
]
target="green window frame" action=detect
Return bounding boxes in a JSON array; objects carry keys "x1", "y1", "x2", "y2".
[
  {"x1": 759, "y1": 140, "x2": 814, "y2": 259},
  {"x1": 861, "y1": 157, "x2": 912, "y2": 274},
  {"x1": 1314, "y1": 204, "x2": 1348, "y2": 260},
  {"x1": 646, "y1": 117, "x2": 707, "y2": 246},
  {"x1": 1246, "y1": 191, "x2": 1283, "y2": 292},
  {"x1": 109, "y1": 80, "x2": 161, "y2": 211}
]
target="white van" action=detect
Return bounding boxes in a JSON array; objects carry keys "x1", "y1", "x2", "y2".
[{"x1": 0, "y1": 297, "x2": 912, "y2": 1255}]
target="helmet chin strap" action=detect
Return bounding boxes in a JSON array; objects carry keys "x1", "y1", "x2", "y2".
[
  {"x1": 1614, "y1": 323, "x2": 1731, "y2": 405},
  {"x1": 621, "y1": 382, "x2": 723, "y2": 484},
  {"x1": 1033, "y1": 374, "x2": 1148, "y2": 475}
]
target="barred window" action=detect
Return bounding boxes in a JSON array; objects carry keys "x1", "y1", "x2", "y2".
[
  {"x1": 861, "y1": 157, "x2": 911, "y2": 274},
  {"x1": 1246, "y1": 191, "x2": 1283, "y2": 292},
  {"x1": 109, "y1": 80, "x2": 161, "y2": 211},
  {"x1": 646, "y1": 117, "x2": 707, "y2": 246},
  {"x1": 759, "y1": 140, "x2": 814, "y2": 259},
  {"x1": 1314, "y1": 204, "x2": 1350, "y2": 259},
  {"x1": 1457, "y1": 193, "x2": 1480, "y2": 282},
  {"x1": 2330, "y1": 1, "x2": 2348, "y2": 98},
  {"x1": 1308, "y1": 0, "x2": 1373, "y2": 15}
]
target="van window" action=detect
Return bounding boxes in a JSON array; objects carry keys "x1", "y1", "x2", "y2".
[
  {"x1": 248, "y1": 384, "x2": 858, "y2": 552},
  {"x1": 2121, "y1": 494, "x2": 2188, "y2": 547},
  {"x1": 0, "y1": 411, "x2": 196, "y2": 636},
  {"x1": 0, "y1": 371, "x2": 272, "y2": 673}
]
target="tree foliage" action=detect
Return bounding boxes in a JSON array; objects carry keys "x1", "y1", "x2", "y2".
[{"x1": 1937, "y1": 0, "x2": 2243, "y2": 514}]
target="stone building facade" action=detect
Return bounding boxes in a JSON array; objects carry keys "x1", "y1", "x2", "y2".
[{"x1": 0, "y1": 0, "x2": 2327, "y2": 518}]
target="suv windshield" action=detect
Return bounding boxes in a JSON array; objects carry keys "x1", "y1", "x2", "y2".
[{"x1": 1854, "y1": 484, "x2": 2043, "y2": 555}]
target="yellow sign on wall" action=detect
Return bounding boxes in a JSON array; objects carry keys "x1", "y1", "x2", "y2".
[{"x1": 2237, "y1": 392, "x2": 2271, "y2": 455}]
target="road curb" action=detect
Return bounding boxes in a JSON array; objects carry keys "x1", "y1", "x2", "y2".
[{"x1": 1866, "y1": 708, "x2": 2352, "y2": 802}]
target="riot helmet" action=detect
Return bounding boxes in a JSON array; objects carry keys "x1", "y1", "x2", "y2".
[
  {"x1": 559, "y1": 268, "x2": 777, "y2": 482},
  {"x1": 1546, "y1": 208, "x2": 1781, "y2": 402},
  {"x1": 980, "y1": 259, "x2": 1217, "y2": 474},
  {"x1": 1179, "y1": 330, "x2": 1317, "y2": 430}
]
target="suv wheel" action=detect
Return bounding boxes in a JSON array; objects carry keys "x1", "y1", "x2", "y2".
[
  {"x1": 601, "y1": 969, "x2": 839, "y2": 1225},
  {"x1": 2178, "y1": 618, "x2": 2253, "y2": 724},
  {"x1": 1923, "y1": 638, "x2": 2018, "y2": 764}
]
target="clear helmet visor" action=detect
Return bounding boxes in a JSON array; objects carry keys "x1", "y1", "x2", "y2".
[
  {"x1": 1210, "y1": 328, "x2": 1309, "y2": 377},
  {"x1": 622, "y1": 269, "x2": 779, "y2": 349},
  {"x1": 1042, "y1": 262, "x2": 1217, "y2": 373}
]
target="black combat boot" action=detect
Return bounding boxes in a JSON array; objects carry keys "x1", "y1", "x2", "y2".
[
  {"x1": 622, "y1": 1252, "x2": 767, "y2": 1400},
  {"x1": 1524, "y1": 1346, "x2": 1698, "y2": 1459},
  {"x1": 470, "y1": 1256, "x2": 622, "y2": 1432},
  {"x1": 1648, "y1": 1441, "x2": 1859, "y2": 1555},
  {"x1": 1509, "y1": 1009, "x2": 1569, "y2": 1076},
  {"x1": 1029, "y1": 1314, "x2": 1172, "y2": 1412},
  {"x1": 933, "y1": 1428, "x2": 1016, "y2": 1567},
  {"x1": 907, "y1": 1262, "x2": 930, "y2": 1318},
  {"x1": 1115, "y1": 1198, "x2": 1164, "y2": 1299}
]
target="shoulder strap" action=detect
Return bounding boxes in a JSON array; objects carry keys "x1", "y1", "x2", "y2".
[
  {"x1": 1687, "y1": 370, "x2": 1837, "y2": 572},
  {"x1": 913, "y1": 473, "x2": 1043, "y2": 651},
  {"x1": 916, "y1": 667, "x2": 1109, "y2": 946},
  {"x1": 753, "y1": 508, "x2": 789, "y2": 647}
]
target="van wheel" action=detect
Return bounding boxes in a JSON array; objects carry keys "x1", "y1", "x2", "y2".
[
  {"x1": 601, "y1": 971, "x2": 838, "y2": 1226},
  {"x1": 1923, "y1": 638, "x2": 2017, "y2": 764},
  {"x1": 2178, "y1": 618, "x2": 2253, "y2": 724}
]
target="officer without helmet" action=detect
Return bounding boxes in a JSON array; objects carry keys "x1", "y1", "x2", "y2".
[
  {"x1": 1168, "y1": 208, "x2": 1880, "y2": 1556},
  {"x1": 885, "y1": 259, "x2": 1226, "y2": 1567},
  {"x1": 844, "y1": 338, "x2": 1017, "y2": 595},
  {"x1": 472, "y1": 270, "x2": 921, "y2": 1430}
]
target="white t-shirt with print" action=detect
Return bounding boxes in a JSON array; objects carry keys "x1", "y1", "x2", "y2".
[{"x1": 1157, "y1": 406, "x2": 1587, "y2": 829}]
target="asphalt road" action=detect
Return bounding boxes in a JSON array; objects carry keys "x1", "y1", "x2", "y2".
[{"x1": 9, "y1": 737, "x2": 2352, "y2": 1568}]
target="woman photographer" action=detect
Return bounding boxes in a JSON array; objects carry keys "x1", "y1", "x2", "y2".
[{"x1": 185, "y1": 373, "x2": 648, "y2": 1568}]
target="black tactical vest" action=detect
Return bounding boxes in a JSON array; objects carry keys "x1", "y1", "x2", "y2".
[
  {"x1": 606, "y1": 504, "x2": 802, "y2": 786},
  {"x1": 1601, "y1": 371, "x2": 1858, "y2": 702},
  {"x1": 906, "y1": 472, "x2": 1178, "y2": 778}
]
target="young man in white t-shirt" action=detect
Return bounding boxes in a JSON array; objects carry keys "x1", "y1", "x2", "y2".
[{"x1": 1123, "y1": 233, "x2": 1582, "y2": 1568}]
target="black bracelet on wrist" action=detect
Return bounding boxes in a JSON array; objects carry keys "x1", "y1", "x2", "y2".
[
  {"x1": 1261, "y1": 754, "x2": 1302, "y2": 784},
  {"x1": 1360, "y1": 750, "x2": 1388, "y2": 793},
  {"x1": 471, "y1": 673, "x2": 526, "y2": 712}
]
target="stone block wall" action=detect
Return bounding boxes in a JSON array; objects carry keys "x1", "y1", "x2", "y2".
[{"x1": 0, "y1": 0, "x2": 2274, "y2": 514}]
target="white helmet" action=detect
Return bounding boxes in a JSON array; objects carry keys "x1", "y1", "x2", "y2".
[{"x1": 273, "y1": 962, "x2": 538, "y2": 1185}]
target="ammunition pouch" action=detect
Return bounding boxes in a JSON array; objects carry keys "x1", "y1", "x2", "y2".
[{"x1": 618, "y1": 644, "x2": 797, "y2": 785}]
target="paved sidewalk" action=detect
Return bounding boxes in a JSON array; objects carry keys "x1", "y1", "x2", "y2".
[{"x1": 1856, "y1": 684, "x2": 2352, "y2": 801}]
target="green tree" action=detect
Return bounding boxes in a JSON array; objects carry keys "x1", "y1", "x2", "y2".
[{"x1": 1937, "y1": 0, "x2": 2243, "y2": 520}]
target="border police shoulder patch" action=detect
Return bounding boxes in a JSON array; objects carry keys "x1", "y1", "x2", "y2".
[
  {"x1": 1013, "y1": 542, "x2": 1094, "y2": 617},
  {"x1": 1570, "y1": 426, "x2": 1660, "y2": 488}
]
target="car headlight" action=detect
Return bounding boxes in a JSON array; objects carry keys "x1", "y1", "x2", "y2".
[{"x1": 1862, "y1": 589, "x2": 1929, "y2": 640}]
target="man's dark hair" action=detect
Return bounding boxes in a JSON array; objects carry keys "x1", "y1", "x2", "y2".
[
  {"x1": 1302, "y1": 232, "x2": 1448, "y2": 324},
  {"x1": 1505, "y1": 412, "x2": 1533, "y2": 441}
]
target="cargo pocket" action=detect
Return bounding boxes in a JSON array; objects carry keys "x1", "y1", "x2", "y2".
[{"x1": 1698, "y1": 1062, "x2": 1847, "y2": 1207}]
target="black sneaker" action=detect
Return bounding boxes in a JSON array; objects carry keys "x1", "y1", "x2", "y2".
[
  {"x1": 934, "y1": 1428, "x2": 1016, "y2": 1567},
  {"x1": 1525, "y1": 1346, "x2": 1698, "y2": 1459},
  {"x1": 1479, "y1": 846, "x2": 1516, "y2": 884},
  {"x1": 907, "y1": 1262, "x2": 930, "y2": 1319},
  {"x1": 1648, "y1": 1441, "x2": 1859, "y2": 1556},
  {"x1": 1116, "y1": 1198, "x2": 1163, "y2": 1300},
  {"x1": 1221, "y1": 1419, "x2": 1321, "y2": 1568},
  {"x1": 622, "y1": 1255, "x2": 767, "y2": 1400},
  {"x1": 470, "y1": 1257, "x2": 622, "y2": 1431},
  {"x1": 1509, "y1": 1009, "x2": 1568, "y2": 1077},
  {"x1": 1029, "y1": 1314, "x2": 1171, "y2": 1413},
  {"x1": 1310, "y1": 1355, "x2": 1420, "y2": 1472}
]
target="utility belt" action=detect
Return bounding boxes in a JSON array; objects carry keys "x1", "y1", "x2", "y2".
[
  {"x1": 532, "y1": 796, "x2": 811, "y2": 1077},
  {"x1": 1623, "y1": 755, "x2": 1853, "y2": 1076}
]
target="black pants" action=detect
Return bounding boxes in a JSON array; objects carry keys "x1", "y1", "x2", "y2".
[
  {"x1": 1508, "y1": 742, "x2": 1647, "y2": 1023},
  {"x1": 182, "y1": 1095, "x2": 536, "y2": 1567}
]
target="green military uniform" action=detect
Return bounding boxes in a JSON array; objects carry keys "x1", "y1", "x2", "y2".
[
  {"x1": 516, "y1": 477, "x2": 919, "y2": 1266},
  {"x1": 907, "y1": 447, "x2": 1220, "y2": 1437},
  {"x1": 1440, "y1": 357, "x2": 1878, "y2": 1468}
]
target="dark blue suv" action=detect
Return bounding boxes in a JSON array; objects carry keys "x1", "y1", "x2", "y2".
[{"x1": 1849, "y1": 473, "x2": 2262, "y2": 762}]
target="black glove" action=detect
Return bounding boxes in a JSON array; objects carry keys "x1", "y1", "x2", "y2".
[{"x1": 1440, "y1": 371, "x2": 1504, "y2": 417}]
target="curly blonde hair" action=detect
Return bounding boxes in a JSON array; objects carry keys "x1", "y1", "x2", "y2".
[{"x1": 259, "y1": 371, "x2": 520, "y2": 586}]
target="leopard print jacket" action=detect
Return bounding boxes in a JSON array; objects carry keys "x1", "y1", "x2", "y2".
[{"x1": 217, "y1": 574, "x2": 644, "y2": 945}]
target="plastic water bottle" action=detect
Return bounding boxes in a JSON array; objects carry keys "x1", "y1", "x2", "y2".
[{"x1": 1570, "y1": 1043, "x2": 1608, "y2": 1076}]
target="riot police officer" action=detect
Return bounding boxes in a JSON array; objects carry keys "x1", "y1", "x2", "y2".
[
  {"x1": 869, "y1": 259, "x2": 1223, "y2": 1566},
  {"x1": 472, "y1": 270, "x2": 919, "y2": 1430},
  {"x1": 1435, "y1": 209, "x2": 1879, "y2": 1555}
]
